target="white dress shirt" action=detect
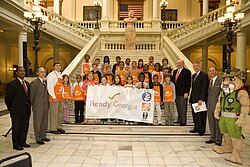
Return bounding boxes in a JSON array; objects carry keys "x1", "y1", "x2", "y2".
[{"x1": 47, "y1": 70, "x2": 62, "y2": 99}]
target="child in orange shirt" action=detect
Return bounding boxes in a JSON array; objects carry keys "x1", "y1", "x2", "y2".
[
  {"x1": 163, "y1": 75, "x2": 176, "y2": 125},
  {"x1": 148, "y1": 56, "x2": 155, "y2": 73},
  {"x1": 62, "y1": 74, "x2": 72, "y2": 124},
  {"x1": 101, "y1": 56, "x2": 112, "y2": 75},
  {"x1": 152, "y1": 63, "x2": 164, "y2": 83},
  {"x1": 125, "y1": 58, "x2": 131, "y2": 72},
  {"x1": 82, "y1": 54, "x2": 92, "y2": 76},
  {"x1": 149, "y1": 75, "x2": 163, "y2": 125},
  {"x1": 116, "y1": 61, "x2": 127, "y2": 86},
  {"x1": 104, "y1": 65, "x2": 114, "y2": 85},
  {"x1": 73, "y1": 74, "x2": 84, "y2": 124},
  {"x1": 92, "y1": 63, "x2": 102, "y2": 85},
  {"x1": 137, "y1": 59, "x2": 144, "y2": 73},
  {"x1": 129, "y1": 61, "x2": 139, "y2": 84}
]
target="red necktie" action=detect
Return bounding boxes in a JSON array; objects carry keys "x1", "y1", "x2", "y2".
[{"x1": 22, "y1": 80, "x2": 28, "y2": 95}]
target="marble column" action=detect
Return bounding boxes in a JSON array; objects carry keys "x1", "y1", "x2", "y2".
[
  {"x1": 153, "y1": 0, "x2": 158, "y2": 19},
  {"x1": 53, "y1": 42, "x2": 59, "y2": 63},
  {"x1": 100, "y1": 0, "x2": 109, "y2": 31},
  {"x1": 202, "y1": 42, "x2": 208, "y2": 72},
  {"x1": 102, "y1": 0, "x2": 108, "y2": 19},
  {"x1": 53, "y1": 0, "x2": 60, "y2": 14},
  {"x1": 236, "y1": 31, "x2": 246, "y2": 71},
  {"x1": 18, "y1": 30, "x2": 27, "y2": 66},
  {"x1": 152, "y1": 0, "x2": 161, "y2": 30},
  {"x1": 70, "y1": 0, "x2": 76, "y2": 20},
  {"x1": 203, "y1": 0, "x2": 208, "y2": 15}
]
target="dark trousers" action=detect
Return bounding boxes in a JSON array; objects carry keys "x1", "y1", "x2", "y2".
[
  {"x1": 175, "y1": 96, "x2": 187, "y2": 124},
  {"x1": 191, "y1": 108, "x2": 207, "y2": 134},
  {"x1": 11, "y1": 115, "x2": 30, "y2": 148},
  {"x1": 74, "y1": 101, "x2": 84, "y2": 123}
]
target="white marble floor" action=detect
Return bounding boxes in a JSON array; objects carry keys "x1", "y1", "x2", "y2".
[{"x1": 0, "y1": 115, "x2": 250, "y2": 167}]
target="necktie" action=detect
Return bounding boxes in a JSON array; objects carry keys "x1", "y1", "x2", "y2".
[
  {"x1": 209, "y1": 79, "x2": 213, "y2": 88},
  {"x1": 22, "y1": 80, "x2": 28, "y2": 95},
  {"x1": 141, "y1": 82, "x2": 144, "y2": 88},
  {"x1": 175, "y1": 70, "x2": 180, "y2": 81},
  {"x1": 193, "y1": 73, "x2": 198, "y2": 82}
]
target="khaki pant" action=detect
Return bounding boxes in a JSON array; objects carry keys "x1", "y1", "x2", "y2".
[{"x1": 49, "y1": 101, "x2": 63, "y2": 131}]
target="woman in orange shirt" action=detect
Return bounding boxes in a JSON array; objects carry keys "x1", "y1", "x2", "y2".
[
  {"x1": 82, "y1": 54, "x2": 92, "y2": 76},
  {"x1": 137, "y1": 59, "x2": 144, "y2": 73},
  {"x1": 62, "y1": 74, "x2": 72, "y2": 124}
]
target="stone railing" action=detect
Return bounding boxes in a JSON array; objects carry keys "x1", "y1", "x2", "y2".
[
  {"x1": 109, "y1": 21, "x2": 152, "y2": 29},
  {"x1": 168, "y1": 5, "x2": 227, "y2": 40},
  {"x1": 76, "y1": 20, "x2": 187, "y2": 30},
  {"x1": 76, "y1": 21, "x2": 99, "y2": 29},
  {"x1": 164, "y1": 21, "x2": 187, "y2": 30},
  {"x1": 102, "y1": 42, "x2": 160, "y2": 50},
  {"x1": 62, "y1": 36, "x2": 99, "y2": 81},
  {"x1": 40, "y1": 6, "x2": 94, "y2": 37},
  {"x1": 25, "y1": 4, "x2": 94, "y2": 49},
  {"x1": 162, "y1": 36, "x2": 194, "y2": 73},
  {"x1": 167, "y1": 5, "x2": 227, "y2": 50}
]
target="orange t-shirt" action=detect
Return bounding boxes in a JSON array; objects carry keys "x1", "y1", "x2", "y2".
[
  {"x1": 102, "y1": 64, "x2": 108, "y2": 75},
  {"x1": 153, "y1": 85, "x2": 161, "y2": 102},
  {"x1": 130, "y1": 70, "x2": 138, "y2": 84},
  {"x1": 164, "y1": 84, "x2": 174, "y2": 102},
  {"x1": 148, "y1": 64, "x2": 154, "y2": 73},
  {"x1": 49, "y1": 78, "x2": 63, "y2": 102},
  {"x1": 117, "y1": 70, "x2": 127, "y2": 85},
  {"x1": 82, "y1": 63, "x2": 91, "y2": 75},
  {"x1": 73, "y1": 84, "x2": 84, "y2": 101},
  {"x1": 93, "y1": 73, "x2": 100, "y2": 84},
  {"x1": 63, "y1": 85, "x2": 72, "y2": 100}
]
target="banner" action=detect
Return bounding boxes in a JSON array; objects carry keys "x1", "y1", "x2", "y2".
[{"x1": 86, "y1": 85, "x2": 154, "y2": 123}]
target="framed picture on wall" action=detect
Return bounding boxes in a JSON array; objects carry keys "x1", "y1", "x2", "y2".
[
  {"x1": 83, "y1": 6, "x2": 101, "y2": 21},
  {"x1": 161, "y1": 9, "x2": 178, "y2": 21}
]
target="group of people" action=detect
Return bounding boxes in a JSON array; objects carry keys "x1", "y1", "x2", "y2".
[
  {"x1": 172, "y1": 59, "x2": 223, "y2": 146},
  {"x1": 5, "y1": 53, "x2": 223, "y2": 150}
]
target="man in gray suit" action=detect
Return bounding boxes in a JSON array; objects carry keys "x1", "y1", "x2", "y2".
[
  {"x1": 205, "y1": 66, "x2": 222, "y2": 145},
  {"x1": 30, "y1": 67, "x2": 50, "y2": 145}
]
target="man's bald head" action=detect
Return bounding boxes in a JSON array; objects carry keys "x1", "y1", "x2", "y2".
[
  {"x1": 177, "y1": 59, "x2": 185, "y2": 69},
  {"x1": 37, "y1": 67, "x2": 46, "y2": 78}
]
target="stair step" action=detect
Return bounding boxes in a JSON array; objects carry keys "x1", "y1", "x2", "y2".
[{"x1": 43, "y1": 125, "x2": 209, "y2": 142}]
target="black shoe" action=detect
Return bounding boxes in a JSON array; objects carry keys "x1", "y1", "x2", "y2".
[
  {"x1": 36, "y1": 141, "x2": 45, "y2": 145},
  {"x1": 189, "y1": 129, "x2": 198, "y2": 133},
  {"x1": 179, "y1": 123, "x2": 186, "y2": 126},
  {"x1": 13, "y1": 146, "x2": 23, "y2": 150},
  {"x1": 205, "y1": 140, "x2": 215, "y2": 144},
  {"x1": 174, "y1": 121, "x2": 181, "y2": 124},
  {"x1": 57, "y1": 129, "x2": 65, "y2": 133},
  {"x1": 22, "y1": 143, "x2": 31, "y2": 148},
  {"x1": 42, "y1": 138, "x2": 50, "y2": 142},
  {"x1": 199, "y1": 132, "x2": 205, "y2": 136},
  {"x1": 215, "y1": 143, "x2": 222, "y2": 146},
  {"x1": 50, "y1": 130, "x2": 61, "y2": 134}
]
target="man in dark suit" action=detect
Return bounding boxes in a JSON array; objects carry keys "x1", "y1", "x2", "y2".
[
  {"x1": 5, "y1": 66, "x2": 31, "y2": 150},
  {"x1": 171, "y1": 59, "x2": 191, "y2": 126},
  {"x1": 30, "y1": 67, "x2": 50, "y2": 145},
  {"x1": 189, "y1": 62, "x2": 209, "y2": 136},
  {"x1": 205, "y1": 66, "x2": 222, "y2": 145}
]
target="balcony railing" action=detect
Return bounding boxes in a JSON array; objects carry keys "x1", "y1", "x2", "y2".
[{"x1": 76, "y1": 20, "x2": 187, "y2": 30}]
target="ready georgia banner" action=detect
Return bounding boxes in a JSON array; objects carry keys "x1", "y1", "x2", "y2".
[{"x1": 85, "y1": 85, "x2": 154, "y2": 123}]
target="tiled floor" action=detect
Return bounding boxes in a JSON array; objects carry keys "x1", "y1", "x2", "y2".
[{"x1": 0, "y1": 115, "x2": 250, "y2": 166}]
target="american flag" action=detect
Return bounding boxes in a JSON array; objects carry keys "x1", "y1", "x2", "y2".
[{"x1": 119, "y1": 4, "x2": 143, "y2": 20}]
